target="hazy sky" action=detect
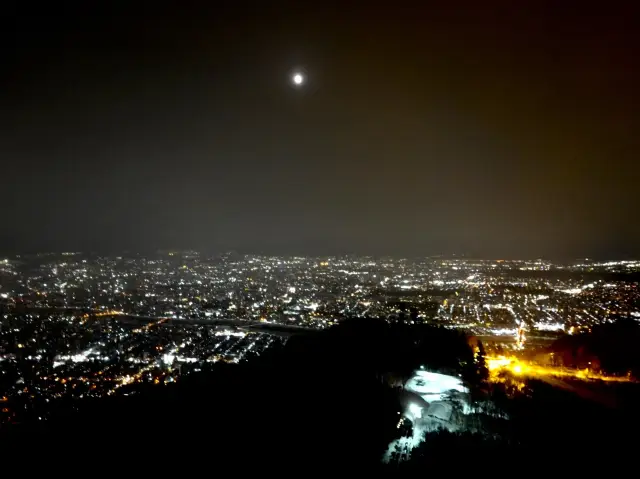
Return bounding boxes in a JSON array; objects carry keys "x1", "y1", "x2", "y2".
[{"x1": 1, "y1": 1, "x2": 638, "y2": 258}]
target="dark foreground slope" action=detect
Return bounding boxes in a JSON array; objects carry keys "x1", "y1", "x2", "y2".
[
  {"x1": 3, "y1": 319, "x2": 472, "y2": 471},
  {"x1": 21, "y1": 364, "x2": 399, "y2": 470},
  {"x1": 3, "y1": 319, "x2": 639, "y2": 472}
]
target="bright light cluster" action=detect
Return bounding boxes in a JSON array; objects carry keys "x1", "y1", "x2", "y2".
[
  {"x1": 405, "y1": 370, "x2": 468, "y2": 402},
  {"x1": 486, "y1": 354, "x2": 634, "y2": 383},
  {"x1": 534, "y1": 322, "x2": 564, "y2": 331}
]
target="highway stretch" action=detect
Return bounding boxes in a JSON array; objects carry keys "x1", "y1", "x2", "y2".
[
  {"x1": 110, "y1": 312, "x2": 314, "y2": 336},
  {"x1": 0, "y1": 303, "x2": 317, "y2": 337}
]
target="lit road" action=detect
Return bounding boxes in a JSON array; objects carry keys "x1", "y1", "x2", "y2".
[
  {"x1": 100, "y1": 316, "x2": 168, "y2": 395},
  {"x1": 486, "y1": 355, "x2": 633, "y2": 384},
  {"x1": 487, "y1": 354, "x2": 634, "y2": 407},
  {"x1": 119, "y1": 314, "x2": 313, "y2": 336}
]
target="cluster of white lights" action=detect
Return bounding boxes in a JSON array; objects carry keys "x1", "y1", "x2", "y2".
[
  {"x1": 534, "y1": 322, "x2": 564, "y2": 332},
  {"x1": 214, "y1": 330, "x2": 246, "y2": 337}
]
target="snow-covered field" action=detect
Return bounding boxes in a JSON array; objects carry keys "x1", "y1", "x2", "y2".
[
  {"x1": 383, "y1": 369, "x2": 472, "y2": 463},
  {"x1": 405, "y1": 370, "x2": 468, "y2": 403}
]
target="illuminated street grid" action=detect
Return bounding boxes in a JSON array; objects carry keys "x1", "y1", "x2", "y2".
[
  {"x1": 0, "y1": 310, "x2": 283, "y2": 424},
  {"x1": 1, "y1": 252, "x2": 639, "y2": 425},
  {"x1": 1, "y1": 253, "x2": 638, "y2": 331}
]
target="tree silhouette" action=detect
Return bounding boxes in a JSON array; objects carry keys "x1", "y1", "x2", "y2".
[{"x1": 476, "y1": 340, "x2": 489, "y2": 382}]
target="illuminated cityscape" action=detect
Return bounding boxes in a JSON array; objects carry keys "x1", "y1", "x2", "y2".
[
  {"x1": 2, "y1": 253, "x2": 639, "y2": 331},
  {"x1": 2, "y1": 1, "x2": 639, "y2": 468},
  {"x1": 1, "y1": 252, "x2": 638, "y2": 430}
]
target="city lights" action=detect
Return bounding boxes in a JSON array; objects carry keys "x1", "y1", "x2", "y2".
[{"x1": 1, "y1": 252, "x2": 639, "y2": 427}]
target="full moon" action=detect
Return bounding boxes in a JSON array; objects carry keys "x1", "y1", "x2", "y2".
[{"x1": 292, "y1": 73, "x2": 304, "y2": 85}]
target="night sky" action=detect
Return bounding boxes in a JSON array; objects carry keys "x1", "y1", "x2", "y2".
[{"x1": 1, "y1": 1, "x2": 638, "y2": 258}]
